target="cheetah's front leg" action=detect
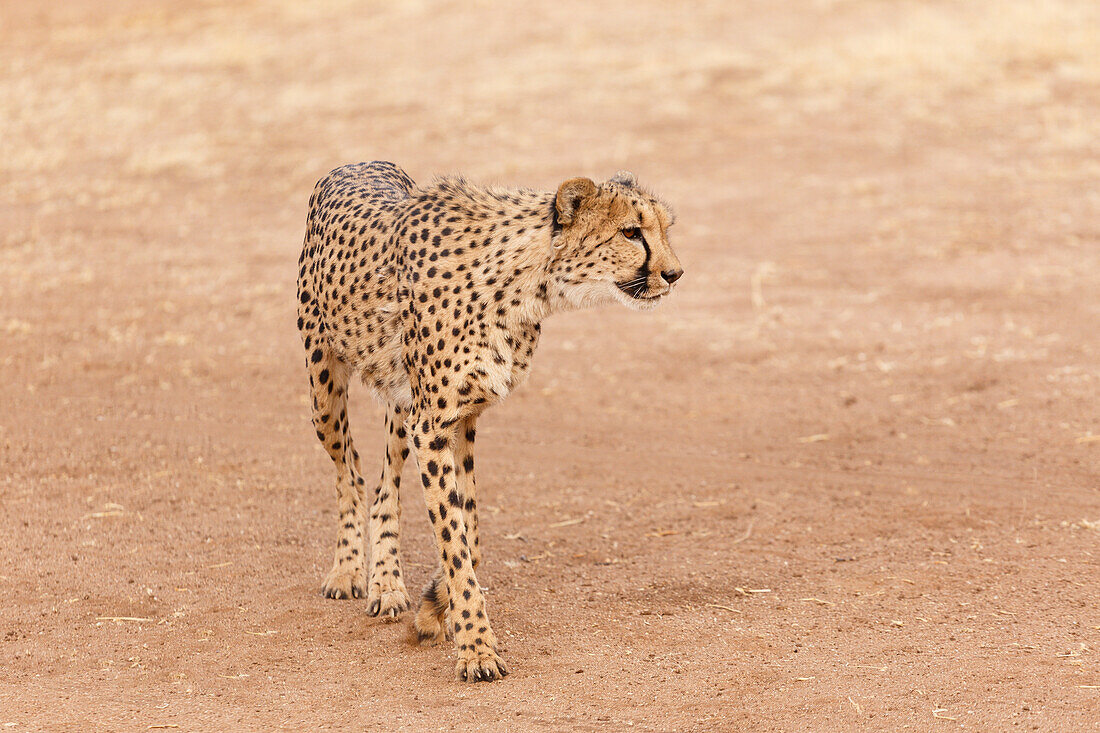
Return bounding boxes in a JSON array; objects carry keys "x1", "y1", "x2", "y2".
[
  {"x1": 414, "y1": 416, "x2": 480, "y2": 644},
  {"x1": 412, "y1": 417, "x2": 506, "y2": 682}
]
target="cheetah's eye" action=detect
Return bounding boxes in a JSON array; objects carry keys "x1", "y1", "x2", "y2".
[{"x1": 621, "y1": 227, "x2": 640, "y2": 240}]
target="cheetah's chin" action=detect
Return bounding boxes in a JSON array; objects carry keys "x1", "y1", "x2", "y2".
[{"x1": 610, "y1": 282, "x2": 665, "y2": 311}]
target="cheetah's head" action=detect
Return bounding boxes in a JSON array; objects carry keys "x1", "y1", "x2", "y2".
[{"x1": 550, "y1": 172, "x2": 682, "y2": 312}]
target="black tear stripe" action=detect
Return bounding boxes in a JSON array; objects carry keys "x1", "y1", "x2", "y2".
[{"x1": 636, "y1": 234, "x2": 652, "y2": 282}]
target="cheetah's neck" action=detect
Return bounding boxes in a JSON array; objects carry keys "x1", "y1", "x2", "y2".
[{"x1": 453, "y1": 186, "x2": 559, "y2": 327}]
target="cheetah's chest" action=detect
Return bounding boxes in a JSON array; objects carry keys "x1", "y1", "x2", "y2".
[{"x1": 461, "y1": 322, "x2": 542, "y2": 408}]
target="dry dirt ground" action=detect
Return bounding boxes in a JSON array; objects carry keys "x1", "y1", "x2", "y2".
[{"x1": 1, "y1": 1, "x2": 1098, "y2": 730}]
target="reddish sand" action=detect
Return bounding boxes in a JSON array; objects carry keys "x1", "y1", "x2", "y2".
[{"x1": 1, "y1": 1, "x2": 1097, "y2": 730}]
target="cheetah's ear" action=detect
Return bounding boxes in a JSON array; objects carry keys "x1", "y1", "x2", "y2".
[
  {"x1": 608, "y1": 171, "x2": 636, "y2": 188},
  {"x1": 555, "y1": 177, "x2": 597, "y2": 226}
]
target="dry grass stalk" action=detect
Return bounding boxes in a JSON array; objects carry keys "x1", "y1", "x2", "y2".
[
  {"x1": 705, "y1": 603, "x2": 742, "y2": 614},
  {"x1": 734, "y1": 587, "x2": 771, "y2": 596},
  {"x1": 548, "y1": 517, "x2": 584, "y2": 528},
  {"x1": 96, "y1": 616, "x2": 153, "y2": 622},
  {"x1": 731, "y1": 521, "x2": 754, "y2": 545}
]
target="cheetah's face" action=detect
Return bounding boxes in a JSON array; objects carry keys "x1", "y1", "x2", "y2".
[{"x1": 551, "y1": 172, "x2": 683, "y2": 312}]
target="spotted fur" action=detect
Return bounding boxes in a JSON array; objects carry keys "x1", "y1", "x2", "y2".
[{"x1": 296, "y1": 161, "x2": 682, "y2": 682}]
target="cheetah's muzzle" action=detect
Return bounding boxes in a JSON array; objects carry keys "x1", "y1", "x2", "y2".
[
  {"x1": 615, "y1": 280, "x2": 664, "y2": 301},
  {"x1": 296, "y1": 161, "x2": 681, "y2": 682}
]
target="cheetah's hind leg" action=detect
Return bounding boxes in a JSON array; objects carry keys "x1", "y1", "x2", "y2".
[
  {"x1": 413, "y1": 565, "x2": 450, "y2": 645},
  {"x1": 365, "y1": 404, "x2": 412, "y2": 619},
  {"x1": 304, "y1": 340, "x2": 369, "y2": 600}
]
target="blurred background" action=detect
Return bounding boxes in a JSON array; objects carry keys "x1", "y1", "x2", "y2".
[{"x1": 1, "y1": 1, "x2": 1097, "y2": 730}]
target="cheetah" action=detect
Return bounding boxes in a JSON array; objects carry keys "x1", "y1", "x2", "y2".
[{"x1": 296, "y1": 161, "x2": 682, "y2": 682}]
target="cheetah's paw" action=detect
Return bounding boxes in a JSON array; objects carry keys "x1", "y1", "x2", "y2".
[
  {"x1": 322, "y1": 564, "x2": 367, "y2": 599},
  {"x1": 366, "y1": 577, "x2": 411, "y2": 619},
  {"x1": 455, "y1": 646, "x2": 508, "y2": 683}
]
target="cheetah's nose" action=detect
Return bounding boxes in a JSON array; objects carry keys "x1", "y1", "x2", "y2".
[{"x1": 662, "y1": 268, "x2": 684, "y2": 285}]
